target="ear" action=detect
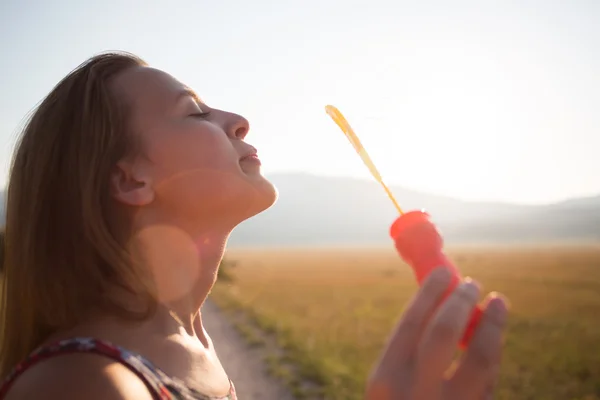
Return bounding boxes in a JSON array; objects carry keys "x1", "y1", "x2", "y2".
[{"x1": 110, "y1": 159, "x2": 155, "y2": 206}]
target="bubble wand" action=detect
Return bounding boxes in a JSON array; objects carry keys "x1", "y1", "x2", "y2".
[{"x1": 325, "y1": 104, "x2": 483, "y2": 349}]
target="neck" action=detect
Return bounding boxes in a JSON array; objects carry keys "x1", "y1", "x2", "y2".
[{"x1": 129, "y1": 220, "x2": 231, "y2": 343}]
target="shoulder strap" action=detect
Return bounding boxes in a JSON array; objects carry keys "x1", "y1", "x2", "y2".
[{"x1": 0, "y1": 337, "x2": 170, "y2": 400}]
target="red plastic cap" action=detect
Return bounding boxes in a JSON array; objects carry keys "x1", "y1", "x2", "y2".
[
  {"x1": 389, "y1": 209, "x2": 431, "y2": 239},
  {"x1": 389, "y1": 209, "x2": 449, "y2": 282}
]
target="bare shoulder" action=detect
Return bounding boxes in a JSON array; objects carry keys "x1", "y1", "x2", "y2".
[{"x1": 3, "y1": 353, "x2": 155, "y2": 400}]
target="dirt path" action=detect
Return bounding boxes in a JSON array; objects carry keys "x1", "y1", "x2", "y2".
[{"x1": 202, "y1": 300, "x2": 296, "y2": 400}]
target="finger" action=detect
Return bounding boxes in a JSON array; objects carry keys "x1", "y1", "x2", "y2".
[
  {"x1": 380, "y1": 267, "x2": 454, "y2": 363},
  {"x1": 368, "y1": 267, "x2": 454, "y2": 398},
  {"x1": 446, "y1": 293, "x2": 509, "y2": 398},
  {"x1": 411, "y1": 278, "x2": 481, "y2": 398},
  {"x1": 371, "y1": 266, "x2": 453, "y2": 386}
]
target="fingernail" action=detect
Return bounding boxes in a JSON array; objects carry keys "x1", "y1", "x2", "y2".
[
  {"x1": 457, "y1": 278, "x2": 480, "y2": 301},
  {"x1": 462, "y1": 276, "x2": 481, "y2": 291},
  {"x1": 487, "y1": 295, "x2": 509, "y2": 325},
  {"x1": 489, "y1": 291, "x2": 511, "y2": 310}
]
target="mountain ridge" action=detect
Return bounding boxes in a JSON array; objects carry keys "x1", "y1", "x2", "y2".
[{"x1": 228, "y1": 173, "x2": 600, "y2": 246}]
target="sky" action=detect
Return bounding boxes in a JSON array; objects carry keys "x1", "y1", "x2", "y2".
[{"x1": 0, "y1": 0, "x2": 599, "y2": 205}]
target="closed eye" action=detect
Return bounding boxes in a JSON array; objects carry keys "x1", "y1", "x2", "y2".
[{"x1": 190, "y1": 111, "x2": 211, "y2": 118}]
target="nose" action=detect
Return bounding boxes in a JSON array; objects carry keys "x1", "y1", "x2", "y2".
[{"x1": 225, "y1": 112, "x2": 250, "y2": 140}]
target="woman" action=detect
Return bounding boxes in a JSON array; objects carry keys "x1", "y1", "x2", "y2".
[{"x1": 0, "y1": 52, "x2": 508, "y2": 399}]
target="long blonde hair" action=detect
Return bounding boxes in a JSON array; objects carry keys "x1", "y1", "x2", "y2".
[{"x1": 0, "y1": 52, "x2": 157, "y2": 378}]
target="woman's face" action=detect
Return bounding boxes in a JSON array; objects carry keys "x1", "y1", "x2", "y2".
[{"x1": 110, "y1": 66, "x2": 277, "y2": 230}]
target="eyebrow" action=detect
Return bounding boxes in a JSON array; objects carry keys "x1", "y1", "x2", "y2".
[{"x1": 175, "y1": 88, "x2": 203, "y2": 105}]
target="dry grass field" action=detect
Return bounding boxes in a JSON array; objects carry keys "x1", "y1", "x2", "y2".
[{"x1": 210, "y1": 245, "x2": 600, "y2": 400}]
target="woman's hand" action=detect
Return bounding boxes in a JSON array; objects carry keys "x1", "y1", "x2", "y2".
[{"x1": 366, "y1": 267, "x2": 508, "y2": 400}]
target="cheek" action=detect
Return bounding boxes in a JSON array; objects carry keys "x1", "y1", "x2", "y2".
[
  {"x1": 144, "y1": 125, "x2": 245, "y2": 206},
  {"x1": 149, "y1": 124, "x2": 237, "y2": 178}
]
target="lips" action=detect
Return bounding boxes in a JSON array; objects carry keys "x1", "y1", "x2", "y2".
[{"x1": 240, "y1": 151, "x2": 261, "y2": 165}]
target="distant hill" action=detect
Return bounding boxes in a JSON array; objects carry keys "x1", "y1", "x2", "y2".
[
  {"x1": 0, "y1": 174, "x2": 598, "y2": 246},
  {"x1": 228, "y1": 173, "x2": 600, "y2": 246}
]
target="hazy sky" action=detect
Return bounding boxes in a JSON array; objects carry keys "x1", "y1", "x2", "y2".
[{"x1": 1, "y1": 0, "x2": 598, "y2": 204}]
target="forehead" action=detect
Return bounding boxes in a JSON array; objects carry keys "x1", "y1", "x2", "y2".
[{"x1": 112, "y1": 66, "x2": 196, "y2": 118}]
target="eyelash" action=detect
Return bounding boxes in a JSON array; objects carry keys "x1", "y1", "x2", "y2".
[{"x1": 190, "y1": 112, "x2": 211, "y2": 118}]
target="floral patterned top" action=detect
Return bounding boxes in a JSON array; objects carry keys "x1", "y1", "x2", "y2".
[{"x1": 0, "y1": 337, "x2": 237, "y2": 400}]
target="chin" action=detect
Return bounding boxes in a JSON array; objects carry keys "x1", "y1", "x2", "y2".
[
  {"x1": 216, "y1": 171, "x2": 279, "y2": 226},
  {"x1": 245, "y1": 174, "x2": 278, "y2": 216}
]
